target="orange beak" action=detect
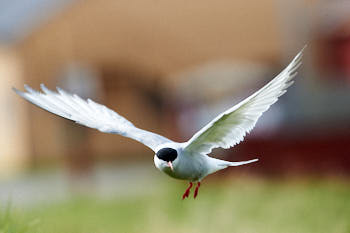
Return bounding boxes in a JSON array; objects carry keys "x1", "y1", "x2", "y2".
[{"x1": 167, "y1": 161, "x2": 174, "y2": 171}]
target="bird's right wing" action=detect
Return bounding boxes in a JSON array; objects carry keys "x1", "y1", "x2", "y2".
[
  {"x1": 14, "y1": 84, "x2": 172, "y2": 152},
  {"x1": 183, "y1": 48, "x2": 304, "y2": 155}
]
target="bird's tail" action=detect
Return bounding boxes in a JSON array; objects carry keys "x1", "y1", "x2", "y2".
[
  {"x1": 206, "y1": 157, "x2": 258, "y2": 175},
  {"x1": 228, "y1": 158, "x2": 259, "y2": 167}
]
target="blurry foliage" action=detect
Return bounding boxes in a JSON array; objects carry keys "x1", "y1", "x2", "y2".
[
  {"x1": 2, "y1": 178, "x2": 350, "y2": 233},
  {"x1": 0, "y1": 203, "x2": 39, "y2": 233}
]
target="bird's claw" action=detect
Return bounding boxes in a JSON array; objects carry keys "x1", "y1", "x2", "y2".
[
  {"x1": 182, "y1": 190, "x2": 190, "y2": 199},
  {"x1": 182, "y1": 182, "x2": 193, "y2": 200},
  {"x1": 182, "y1": 182, "x2": 201, "y2": 199},
  {"x1": 194, "y1": 182, "x2": 201, "y2": 199}
]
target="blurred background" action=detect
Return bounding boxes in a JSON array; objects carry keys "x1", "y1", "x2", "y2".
[{"x1": 0, "y1": 0, "x2": 350, "y2": 232}]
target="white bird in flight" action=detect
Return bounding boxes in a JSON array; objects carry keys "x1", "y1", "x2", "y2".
[{"x1": 14, "y1": 48, "x2": 303, "y2": 199}]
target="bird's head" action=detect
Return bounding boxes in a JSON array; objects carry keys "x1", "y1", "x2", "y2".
[{"x1": 156, "y1": 148, "x2": 178, "y2": 171}]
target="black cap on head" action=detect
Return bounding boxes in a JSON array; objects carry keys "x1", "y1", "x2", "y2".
[{"x1": 156, "y1": 148, "x2": 177, "y2": 162}]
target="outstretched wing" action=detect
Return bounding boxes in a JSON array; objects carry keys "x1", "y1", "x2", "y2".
[
  {"x1": 184, "y1": 48, "x2": 304, "y2": 155},
  {"x1": 14, "y1": 84, "x2": 172, "y2": 152}
]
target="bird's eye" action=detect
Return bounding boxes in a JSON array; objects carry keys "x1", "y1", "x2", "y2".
[{"x1": 156, "y1": 148, "x2": 177, "y2": 162}]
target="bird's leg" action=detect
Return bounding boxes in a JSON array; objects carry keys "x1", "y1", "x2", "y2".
[
  {"x1": 182, "y1": 182, "x2": 193, "y2": 200},
  {"x1": 194, "y1": 182, "x2": 201, "y2": 199}
]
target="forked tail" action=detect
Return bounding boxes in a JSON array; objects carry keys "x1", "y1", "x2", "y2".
[
  {"x1": 207, "y1": 157, "x2": 259, "y2": 175},
  {"x1": 228, "y1": 158, "x2": 259, "y2": 166}
]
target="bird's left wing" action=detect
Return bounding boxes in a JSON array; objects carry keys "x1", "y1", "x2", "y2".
[
  {"x1": 14, "y1": 84, "x2": 172, "y2": 152},
  {"x1": 184, "y1": 48, "x2": 304, "y2": 155}
]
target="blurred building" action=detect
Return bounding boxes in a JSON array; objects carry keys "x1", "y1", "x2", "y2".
[
  {"x1": 12, "y1": 0, "x2": 284, "y2": 162},
  {"x1": 0, "y1": 47, "x2": 29, "y2": 176},
  {"x1": 0, "y1": 0, "x2": 349, "y2": 176}
]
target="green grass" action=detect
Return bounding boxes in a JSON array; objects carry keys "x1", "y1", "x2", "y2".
[{"x1": 2, "y1": 177, "x2": 350, "y2": 233}]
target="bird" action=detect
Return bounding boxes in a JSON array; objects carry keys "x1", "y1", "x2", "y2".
[{"x1": 14, "y1": 48, "x2": 304, "y2": 199}]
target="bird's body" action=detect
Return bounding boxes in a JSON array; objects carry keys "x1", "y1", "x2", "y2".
[
  {"x1": 14, "y1": 48, "x2": 304, "y2": 199},
  {"x1": 155, "y1": 148, "x2": 207, "y2": 182},
  {"x1": 153, "y1": 142, "x2": 257, "y2": 182},
  {"x1": 154, "y1": 143, "x2": 211, "y2": 182}
]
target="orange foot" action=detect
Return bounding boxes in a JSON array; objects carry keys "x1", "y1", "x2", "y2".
[
  {"x1": 194, "y1": 182, "x2": 201, "y2": 199},
  {"x1": 182, "y1": 182, "x2": 193, "y2": 200}
]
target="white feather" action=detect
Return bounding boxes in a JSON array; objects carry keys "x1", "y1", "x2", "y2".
[
  {"x1": 13, "y1": 84, "x2": 172, "y2": 152},
  {"x1": 184, "y1": 47, "x2": 305, "y2": 155}
]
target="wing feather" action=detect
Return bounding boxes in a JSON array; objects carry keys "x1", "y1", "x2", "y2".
[
  {"x1": 184, "y1": 48, "x2": 304, "y2": 155},
  {"x1": 14, "y1": 84, "x2": 172, "y2": 151}
]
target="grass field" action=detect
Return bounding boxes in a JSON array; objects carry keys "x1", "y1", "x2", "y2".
[{"x1": 1, "y1": 176, "x2": 350, "y2": 233}]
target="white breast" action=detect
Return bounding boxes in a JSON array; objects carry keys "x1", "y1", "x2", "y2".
[{"x1": 154, "y1": 152, "x2": 209, "y2": 182}]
